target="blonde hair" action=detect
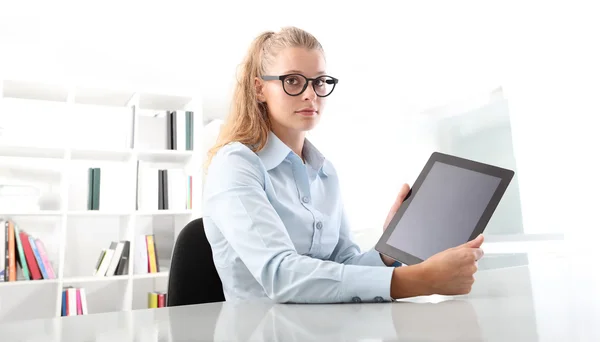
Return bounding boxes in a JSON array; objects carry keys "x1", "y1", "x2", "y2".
[{"x1": 205, "y1": 26, "x2": 324, "y2": 170}]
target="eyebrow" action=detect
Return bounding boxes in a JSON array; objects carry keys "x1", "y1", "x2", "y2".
[{"x1": 284, "y1": 70, "x2": 327, "y2": 76}]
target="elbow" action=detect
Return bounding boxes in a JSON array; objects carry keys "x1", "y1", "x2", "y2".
[{"x1": 258, "y1": 254, "x2": 301, "y2": 303}]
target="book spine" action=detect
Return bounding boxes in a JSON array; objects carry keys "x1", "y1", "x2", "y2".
[
  {"x1": 61, "y1": 290, "x2": 67, "y2": 316},
  {"x1": 29, "y1": 235, "x2": 48, "y2": 279},
  {"x1": 146, "y1": 235, "x2": 157, "y2": 273},
  {"x1": 135, "y1": 235, "x2": 148, "y2": 274},
  {"x1": 166, "y1": 111, "x2": 173, "y2": 150},
  {"x1": 158, "y1": 170, "x2": 164, "y2": 210},
  {"x1": 5, "y1": 221, "x2": 9, "y2": 281},
  {"x1": 76, "y1": 289, "x2": 83, "y2": 315},
  {"x1": 189, "y1": 111, "x2": 194, "y2": 150},
  {"x1": 115, "y1": 241, "x2": 130, "y2": 275},
  {"x1": 185, "y1": 111, "x2": 191, "y2": 150},
  {"x1": 93, "y1": 249, "x2": 106, "y2": 276},
  {"x1": 35, "y1": 239, "x2": 55, "y2": 279},
  {"x1": 80, "y1": 288, "x2": 88, "y2": 315},
  {"x1": 87, "y1": 168, "x2": 94, "y2": 210},
  {"x1": 162, "y1": 170, "x2": 169, "y2": 210},
  {"x1": 148, "y1": 292, "x2": 158, "y2": 308},
  {"x1": 13, "y1": 223, "x2": 31, "y2": 280},
  {"x1": 20, "y1": 231, "x2": 42, "y2": 280},
  {"x1": 8, "y1": 221, "x2": 16, "y2": 281},
  {"x1": 93, "y1": 168, "x2": 101, "y2": 210},
  {"x1": 157, "y1": 293, "x2": 165, "y2": 308}
]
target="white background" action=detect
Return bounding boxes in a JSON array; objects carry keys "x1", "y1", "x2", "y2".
[{"x1": 2, "y1": 0, "x2": 600, "y2": 254}]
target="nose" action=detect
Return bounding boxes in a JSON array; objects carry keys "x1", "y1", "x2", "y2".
[{"x1": 302, "y1": 82, "x2": 318, "y2": 101}]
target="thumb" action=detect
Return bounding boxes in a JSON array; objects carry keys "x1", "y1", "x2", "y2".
[{"x1": 458, "y1": 234, "x2": 484, "y2": 249}]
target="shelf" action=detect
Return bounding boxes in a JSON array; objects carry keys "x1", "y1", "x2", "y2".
[
  {"x1": 1, "y1": 211, "x2": 63, "y2": 217},
  {"x1": 133, "y1": 272, "x2": 168, "y2": 280},
  {"x1": 2, "y1": 79, "x2": 69, "y2": 102},
  {"x1": 138, "y1": 92, "x2": 193, "y2": 111},
  {"x1": 67, "y1": 211, "x2": 131, "y2": 217},
  {"x1": 72, "y1": 86, "x2": 136, "y2": 107},
  {"x1": 135, "y1": 210, "x2": 192, "y2": 216},
  {"x1": 136, "y1": 149, "x2": 193, "y2": 163},
  {"x1": 0, "y1": 144, "x2": 66, "y2": 159},
  {"x1": 69, "y1": 148, "x2": 133, "y2": 162},
  {"x1": 62, "y1": 275, "x2": 130, "y2": 284},
  {"x1": 0, "y1": 77, "x2": 202, "y2": 323},
  {"x1": 0, "y1": 279, "x2": 60, "y2": 288}
]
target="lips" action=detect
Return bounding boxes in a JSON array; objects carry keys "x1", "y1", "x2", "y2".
[{"x1": 295, "y1": 108, "x2": 318, "y2": 115}]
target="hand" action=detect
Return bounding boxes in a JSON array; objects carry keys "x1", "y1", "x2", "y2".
[
  {"x1": 381, "y1": 183, "x2": 411, "y2": 266},
  {"x1": 389, "y1": 234, "x2": 485, "y2": 299},
  {"x1": 420, "y1": 234, "x2": 485, "y2": 295}
]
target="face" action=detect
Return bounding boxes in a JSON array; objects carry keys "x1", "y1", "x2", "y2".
[{"x1": 256, "y1": 47, "x2": 330, "y2": 135}]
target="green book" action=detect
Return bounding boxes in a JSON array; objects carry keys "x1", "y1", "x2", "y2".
[
  {"x1": 87, "y1": 168, "x2": 94, "y2": 210},
  {"x1": 186, "y1": 111, "x2": 194, "y2": 151},
  {"x1": 13, "y1": 223, "x2": 31, "y2": 280},
  {"x1": 92, "y1": 168, "x2": 101, "y2": 210}
]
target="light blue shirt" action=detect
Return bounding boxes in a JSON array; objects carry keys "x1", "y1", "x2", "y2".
[{"x1": 203, "y1": 131, "x2": 395, "y2": 304}]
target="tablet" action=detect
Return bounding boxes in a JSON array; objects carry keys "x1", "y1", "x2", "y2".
[{"x1": 375, "y1": 152, "x2": 514, "y2": 265}]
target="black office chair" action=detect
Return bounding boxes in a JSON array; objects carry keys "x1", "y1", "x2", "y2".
[{"x1": 167, "y1": 217, "x2": 226, "y2": 306}]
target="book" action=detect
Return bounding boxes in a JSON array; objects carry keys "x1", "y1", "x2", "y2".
[
  {"x1": 115, "y1": 241, "x2": 130, "y2": 275},
  {"x1": 13, "y1": 223, "x2": 30, "y2": 280},
  {"x1": 146, "y1": 235, "x2": 158, "y2": 273}
]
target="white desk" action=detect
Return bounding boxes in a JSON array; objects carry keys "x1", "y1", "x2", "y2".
[{"x1": 1, "y1": 252, "x2": 599, "y2": 341}]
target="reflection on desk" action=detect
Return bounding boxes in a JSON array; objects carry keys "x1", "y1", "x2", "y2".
[{"x1": 1, "y1": 252, "x2": 599, "y2": 341}]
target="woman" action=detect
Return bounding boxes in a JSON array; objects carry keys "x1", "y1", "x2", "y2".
[{"x1": 203, "y1": 26, "x2": 483, "y2": 303}]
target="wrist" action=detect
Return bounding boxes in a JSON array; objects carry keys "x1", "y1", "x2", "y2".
[{"x1": 390, "y1": 263, "x2": 433, "y2": 299}]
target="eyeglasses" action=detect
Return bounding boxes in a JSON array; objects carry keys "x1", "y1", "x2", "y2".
[{"x1": 261, "y1": 74, "x2": 339, "y2": 97}]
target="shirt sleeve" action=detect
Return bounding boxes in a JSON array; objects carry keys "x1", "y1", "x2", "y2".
[
  {"x1": 328, "y1": 205, "x2": 390, "y2": 267},
  {"x1": 203, "y1": 144, "x2": 394, "y2": 304}
]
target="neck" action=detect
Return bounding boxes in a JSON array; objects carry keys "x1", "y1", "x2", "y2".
[{"x1": 271, "y1": 125, "x2": 305, "y2": 162}]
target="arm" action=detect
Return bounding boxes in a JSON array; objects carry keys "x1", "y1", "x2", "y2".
[
  {"x1": 328, "y1": 206, "x2": 390, "y2": 267},
  {"x1": 203, "y1": 144, "x2": 394, "y2": 303}
]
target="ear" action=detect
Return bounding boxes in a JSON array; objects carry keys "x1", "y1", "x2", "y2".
[{"x1": 254, "y1": 77, "x2": 266, "y2": 102}]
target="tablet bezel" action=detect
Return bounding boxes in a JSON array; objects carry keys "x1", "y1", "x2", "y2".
[{"x1": 375, "y1": 151, "x2": 515, "y2": 265}]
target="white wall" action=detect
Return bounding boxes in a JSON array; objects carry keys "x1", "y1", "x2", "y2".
[
  {"x1": 198, "y1": 1, "x2": 600, "y2": 253},
  {"x1": 3, "y1": 1, "x2": 599, "y2": 254}
]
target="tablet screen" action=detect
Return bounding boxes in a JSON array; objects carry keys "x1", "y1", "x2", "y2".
[{"x1": 386, "y1": 161, "x2": 502, "y2": 260}]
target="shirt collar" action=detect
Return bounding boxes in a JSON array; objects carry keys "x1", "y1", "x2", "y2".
[{"x1": 257, "y1": 131, "x2": 328, "y2": 176}]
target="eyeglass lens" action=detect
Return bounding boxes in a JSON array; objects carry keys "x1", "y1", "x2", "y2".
[{"x1": 283, "y1": 75, "x2": 335, "y2": 96}]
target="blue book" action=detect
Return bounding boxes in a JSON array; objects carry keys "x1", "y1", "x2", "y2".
[{"x1": 61, "y1": 290, "x2": 67, "y2": 316}]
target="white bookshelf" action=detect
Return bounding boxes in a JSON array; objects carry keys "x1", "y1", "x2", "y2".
[{"x1": 0, "y1": 78, "x2": 203, "y2": 323}]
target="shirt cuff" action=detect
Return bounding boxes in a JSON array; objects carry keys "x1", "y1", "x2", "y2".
[{"x1": 340, "y1": 265, "x2": 395, "y2": 302}]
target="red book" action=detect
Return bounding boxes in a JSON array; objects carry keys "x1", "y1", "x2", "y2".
[
  {"x1": 158, "y1": 293, "x2": 165, "y2": 308},
  {"x1": 76, "y1": 289, "x2": 82, "y2": 315},
  {"x1": 19, "y1": 232, "x2": 42, "y2": 280}
]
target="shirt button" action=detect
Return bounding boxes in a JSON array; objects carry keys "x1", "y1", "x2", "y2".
[
  {"x1": 374, "y1": 296, "x2": 384, "y2": 303},
  {"x1": 302, "y1": 196, "x2": 309, "y2": 203},
  {"x1": 316, "y1": 221, "x2": 323, "y2": 229},
  {"x1": 352, "y1": 297, "x2": 362, "y2": 303}
]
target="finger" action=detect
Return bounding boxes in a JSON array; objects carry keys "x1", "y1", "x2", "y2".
[
  {"x1": 384, "y1": 184, "x2": 411, "y2": 228},
  {"x1": 473, "y1": 247, "x2": 484, "y2": 261},
  {"x1": 391, "y1": 183, "x2": 410, "y2": 212},
  {"x1": 457, "y1": 234, "x2": 484, "y2": 249}
]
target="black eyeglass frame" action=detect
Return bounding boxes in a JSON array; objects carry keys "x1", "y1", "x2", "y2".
[{"x1": 261, "y1": 74, "x2": 339, "y2": 97}]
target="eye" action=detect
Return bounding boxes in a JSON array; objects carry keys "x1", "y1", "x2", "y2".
[
  {"x1": 285, "y1": 76, "x2": 302, "y2": 85},
  {"x1": 314, "y1": 78, "x2": 326, "y2": 87}
]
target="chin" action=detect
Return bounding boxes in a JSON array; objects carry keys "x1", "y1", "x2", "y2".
[{"x1": 296, "y1": 117, "x2": 320, "y2": 131}]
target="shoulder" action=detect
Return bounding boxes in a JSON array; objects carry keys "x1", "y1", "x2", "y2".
[
  {"x1": 322, "y1": 159, "x2": 338, "y2": 177},
  {"x1": 205, "y1": 142, "x2": 266, "y2": 188}
]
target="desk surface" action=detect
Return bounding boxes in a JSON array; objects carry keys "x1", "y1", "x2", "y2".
[{"x1": 1, "y1": 252, "x2": 599, "y2": 342}]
